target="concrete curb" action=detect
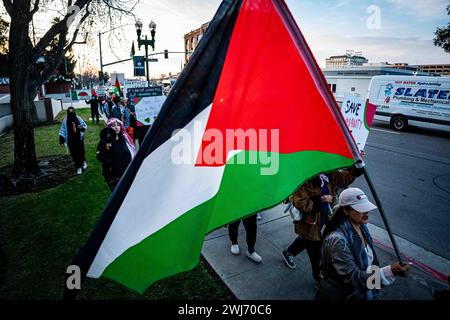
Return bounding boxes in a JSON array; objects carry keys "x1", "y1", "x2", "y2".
[{"x1": 368, "y1": 223, "x2": 450, "y2": 283}]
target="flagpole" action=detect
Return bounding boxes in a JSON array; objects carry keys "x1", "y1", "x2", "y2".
[
  {"x1": 274, "y1": 0, "x2": 363, "y2": 165},
  {"x1": 363, "y1": 166, "x2": 404, "y2": 265},
  {"x1": 275, "y1": 0, "x2": 404, "y2": 265}
]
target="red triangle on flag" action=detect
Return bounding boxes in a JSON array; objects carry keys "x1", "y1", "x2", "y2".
[{"x1": 197, "y1": 0, "x2": 356, "y2": 166}]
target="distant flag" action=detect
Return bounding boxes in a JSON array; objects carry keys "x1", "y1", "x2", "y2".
[
  {"x1": 130, "y1": 41, "x2": 136, "y2": 57},
  {"x1": 113, "y1": 78, "x2": 122, "y2": 97},
  {"x1": 66, "y1": 0, "x2": 361, "y2": 295}
]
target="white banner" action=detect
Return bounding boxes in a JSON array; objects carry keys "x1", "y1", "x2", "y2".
[
  {"x1": 341, "y1": 94, "x2": 376, "y2": 151},
  {"x1": 135, "y1": 95, "x2": 166, "y2": 126}
]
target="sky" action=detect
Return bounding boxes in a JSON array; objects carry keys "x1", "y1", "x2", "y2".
[{"x1": 8, "y1": 0, "x2": 449, "y2": 80}]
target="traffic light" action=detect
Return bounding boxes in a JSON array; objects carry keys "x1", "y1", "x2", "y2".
[{"x1": 164, "y1": 49, "x2": 168, "y2": 59}]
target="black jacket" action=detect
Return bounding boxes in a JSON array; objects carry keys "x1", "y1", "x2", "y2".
[{"x1": 96, "y1": 137, "x2": 132, "y2": 179}]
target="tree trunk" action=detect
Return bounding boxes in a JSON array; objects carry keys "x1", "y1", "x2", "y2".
[
  {"x1": 10, "y1": 86, "x2": 39, "y2": 176},
  {"x1": 9, "y1": 0, "x2": 39, "y2": 177}
]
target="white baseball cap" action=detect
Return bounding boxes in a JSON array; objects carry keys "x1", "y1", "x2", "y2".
[{"x1": 335, "y1": 187, "x2": 377, "y2": 213}]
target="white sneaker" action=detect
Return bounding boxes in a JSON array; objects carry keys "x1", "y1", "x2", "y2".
[
  {"x1": 230, "y1": 244, "x2": 240, "y2": 255},
  {"x1": 76, "y1": 168, "x2": 82, "y2": 175},
  {"x1": 246, "y1": 251, "x2": 262, "y2": 263},
  {"x1": 82, "y1": 161, "x2": 88, "y2": 170},
  {"x1": 256, "y1": 213, "x2": 262, "y2": 220}
]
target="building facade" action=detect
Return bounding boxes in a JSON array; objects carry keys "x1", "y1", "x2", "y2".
[
  {"x1": 325, "y1": 53, "x2": 369, "y2": 69},
  {"x1": 414, "y1": 64, "x2": 450, "y2": 76},
  {"x1": 184, "y1": 22, "x2": 210, "y2": 64},
  {"x1": 365, "y1": 63, "x2": 450, "y2": 76}
]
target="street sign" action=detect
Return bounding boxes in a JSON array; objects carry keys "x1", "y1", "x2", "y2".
[
  {"x1": 133, "y1": 56, "x2": 145, "y2": 77},
  {"x1": 148, "y1": 58, "x2": 158, "y2": 62}
]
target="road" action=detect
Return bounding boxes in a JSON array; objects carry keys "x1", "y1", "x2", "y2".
[{"x1": 353, "y1": 120, "x2": 450, "y2": 260}]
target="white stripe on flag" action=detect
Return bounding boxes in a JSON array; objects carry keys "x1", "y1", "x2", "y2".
[{"x1": 87, "y1": 104, "x2": 229, "y2": 277}]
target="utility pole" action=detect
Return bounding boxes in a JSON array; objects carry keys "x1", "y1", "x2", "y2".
[
  {"x1": 78, "y1": 54, "x2": 82, "y2": 87},
  {"x1": 144, "y1": 35, "x2": 150, "y2": 85},
  {"x1": 99, "y1": 33, "x2": 104, "y2": 85}
]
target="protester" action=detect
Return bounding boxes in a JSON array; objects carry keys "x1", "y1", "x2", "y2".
[
  {"x1": 128, "y1": 102, "x2": 137, "y2": 142},
  {"x1": 106, "y1": 96, "x2": 114, "y2": 117},
  {"x1": 121, "y1": 99, "x2": 135, "y2": 141},
  {"x1": 228, "y1": 214, "x2": 262, "y2": 263},
  {"x1": 59, "y1": 107, "x2": 88, "y2": 175},
  {"x1": 316, "y1": 187, "x2": 410, "y2": 300},
  {"x1": 137, "y1": 123, "x2": 150, "y2": 147},
  {"x1": 96, "y1": 118, "x2": 135, "y2": 190},
  {"x1": 281, "y1": 167, "x2": 363, "y2": 288},
  {"x1": 99, "y1": 96, "x2": 110, "y2": 119},
  {"x1": 110, "y1": 96, "x2": 122, "y2": 120},
  {"x1": 85, "y1": 95, "x2": 100, "y2": 124}
]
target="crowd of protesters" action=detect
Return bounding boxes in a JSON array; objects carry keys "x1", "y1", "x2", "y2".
[
  {"x1": 59, "y1": 92, "x2": 411, "y2": 301},
  {"x1": 226, "y1": 164, "x2": 410, "y2": 300},
  {"x1": 58, "y1": 92, "x2": 138, "y2": 190}
]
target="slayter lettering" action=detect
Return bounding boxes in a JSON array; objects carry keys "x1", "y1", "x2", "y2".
[
  {"x1": 395, "y1": 87, "x2": 450, "y2": 100},
  {"x1": 345, "y1": 100, "x2": 361, "y2": 116}
]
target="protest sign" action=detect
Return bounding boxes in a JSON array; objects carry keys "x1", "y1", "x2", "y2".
[
  {"x1": 341, "y1": 94, "x2": 376, "y2": 151},
  {"x1": 128, "y1": 86, "x2": 166, "y2": 126}
]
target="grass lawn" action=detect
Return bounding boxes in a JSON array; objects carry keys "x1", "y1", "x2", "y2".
[{"x1": 0, "y1": 108, "x2": 233, "y2": 300}]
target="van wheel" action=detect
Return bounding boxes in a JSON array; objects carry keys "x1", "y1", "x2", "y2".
[{"x1": 390, "y1": 116, "x2": 407, "y2": 131}]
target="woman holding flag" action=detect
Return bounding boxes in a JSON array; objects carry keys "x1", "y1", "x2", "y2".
[{"x1": 316, "y1": 188, "x2": 410, "y2": 300}]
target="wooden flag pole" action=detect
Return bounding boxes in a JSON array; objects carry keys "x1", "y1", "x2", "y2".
[{"x1": 362, "y1": 166, "x2": 404, "y2": 265}]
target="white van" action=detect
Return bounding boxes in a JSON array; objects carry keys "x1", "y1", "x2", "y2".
[{"x1": 367, "y1": 75, "x2": 450, "y2": 131}]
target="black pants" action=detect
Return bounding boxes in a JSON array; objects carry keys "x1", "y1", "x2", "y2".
[
  {"x1": 105, "y1": 176, "x2": 120, "y2": 191},
  {"x1": 68, "y1": 140, "x2": 85, "y2": 169},
  {"x1": 228, "y1": 214, "x2": 257, "y2": 253},
  {"x1": 287, "y1": 236, "x2": 322, "y2": 281},
  {"x1": 91, "y1": 106, "x2": 99, "y2": 124},
  {"x1": 137, "y1": 126, "x2": 150, "y2": 146}
]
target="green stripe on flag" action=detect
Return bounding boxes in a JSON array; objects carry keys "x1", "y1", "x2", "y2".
[{"x1": 102, "y1": 150, "x2": 354, "y2": 293}]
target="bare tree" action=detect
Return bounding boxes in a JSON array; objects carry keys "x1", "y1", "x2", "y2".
[
  {"x1": 2, "y1": 0, "x2": 138, "y2": 180},
  {"x1": 79, "y1": 63, "x2": 99, "y2": 88}
]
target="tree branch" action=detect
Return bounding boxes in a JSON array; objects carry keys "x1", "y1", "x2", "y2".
[
  {"x1": 34, "y1": 0, "x2": 90, "y2": 54},
  {"x1": 101, "y1": 0, "x2": 136, "y2": 15},
  {"x1": 2, "y1": 0, "x2": 13, "y2": 16},
  {"x1": 64, "y1": 4, "x2": 91, "y2": 53},
  {"x1": 29, "y1": 0, "x2": 40, "y2": 17},
  {"x1": 37, "y1": 2, "x2": 92, "y2": 85},
  {"x1": 38, "y1": 30, "x2": 67, "y2": 86}
]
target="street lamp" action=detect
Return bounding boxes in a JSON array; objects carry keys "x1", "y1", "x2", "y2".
[{"x1": 135, "y1": 19, "x2": 156, "y2": 85}]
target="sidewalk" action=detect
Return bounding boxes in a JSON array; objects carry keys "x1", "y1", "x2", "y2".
[
  {"x1": 201, "y1": 204, "x2": 450, "y2": 300},
  {"x1": 62, "y1": 101, "x2": 89, "y2": 110}
]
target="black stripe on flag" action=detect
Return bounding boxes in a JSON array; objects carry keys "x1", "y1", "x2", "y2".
[{"x1": 64, "y1": 0, "x2": 243, "y2": 299}]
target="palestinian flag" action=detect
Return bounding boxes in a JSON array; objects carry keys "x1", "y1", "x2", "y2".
[
  {"x1": 113, "y1": 78, "x2": 121, "y2": 97},
  {"x1": 67, "y1": 0, "x2": 361, "y2": 295}
]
